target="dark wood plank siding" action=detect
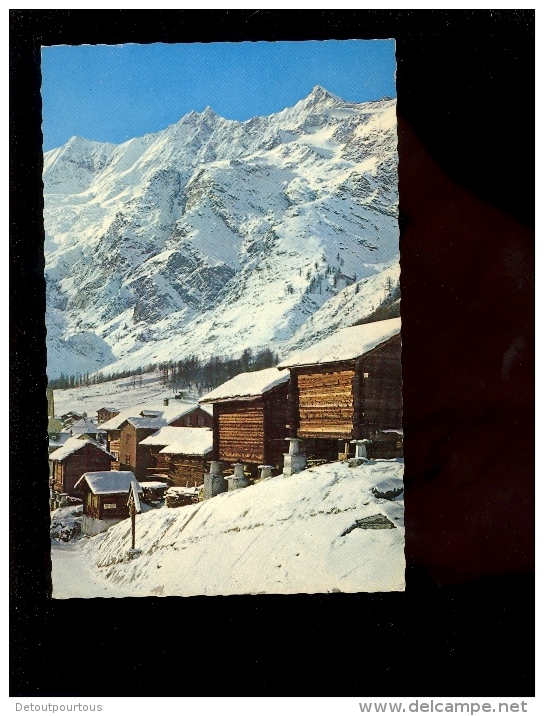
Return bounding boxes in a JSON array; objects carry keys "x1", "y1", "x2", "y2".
[
  {"x1": 84, "y1": 491, "x2": 130, "y2": 521},
  {"x1": 296, "y1": 366, "x2": 356, "y2": 439},
  {"x1": 53, "y1": 443, "x2": 113, "y2": 496},
  {"x1": 168, "y1": 455, "x2": 208, "y2": 488},
  {"x1": 216, "y1": 400, "x2": 265, "y2": 464},
  {"x1": 360, "y1": 334, "x2": 402, "y2": 432},
  {"x1": 170, "y1": 408, "x2": 213, "y2": 428},
  {"x1": 118, "y1": 424, "x2": 157, "y2": 480},
  {"x1": 263, "y1": 383, "x2": 289, "y2": 468}
]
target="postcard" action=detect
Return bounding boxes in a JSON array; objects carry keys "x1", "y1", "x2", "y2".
[{"x1": 43, "y1": 39, "x2": 403, "y2": 597}]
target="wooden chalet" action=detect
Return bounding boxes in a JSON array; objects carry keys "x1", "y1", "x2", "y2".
[
  {"x1": 70, "y1": 417, "x2": 106, "y2": 443},
  {"x1": 101, "y1": 402, "x2": 213, "y2": 467},
  {"x1": 139, "y1": 425, "x2": 190, "y2": 480},
  {"x1": 74, "y1": 470, "x2": 142, "y2": 536},
  {"x1": 158, "y1": 428, "x2": 214, "y2": 487},
  {"x1": 104, "y1": 403, "x2": 212, "y2": 481},
  {"x1": 97, "y1": 406, "x2": 120, "y2": 424},
  {"x1": 61, "y1": 411, "x2": 85, "y2": 428},
  {"x1": 200, "y1": 367, "x2": 290, "y2": 476},
  {"x1": 49, "y1": 437, "x2": 114, "y2": 497},
  {"x1": 277, "y1": 317, "x2": 402, "y2": 460}
]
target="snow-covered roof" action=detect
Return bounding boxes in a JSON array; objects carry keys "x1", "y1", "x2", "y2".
[
  {"x1": 74, "y1": 471, "x2": 142, "y2": 495},
  {"x1": 98, "y1": 406, "x2": 118, "y2": 413},
  {"x1": 140, "y1": 426, "x2": 191, "y2": 447},
  {"x1": 70, "y1": 418, "x2": 103, "y2": 435},
  {"x1": 278, "y1": 317, "x2": 401, "y2": 369},
  {"x1": 200, "y1": 367, "x2": 289, "y2": 403},
  {"x1": 127, "y1": 416, "x2": 166, "y2": 430},
  {"x1": 159, "y1": 428, "x2": 213, "y2": 456},
  {"x1": 165, "y1": 486, "x2": 199, "y2": 496},
  {"x1": 139, "y1": 481, "x2": 168, "y2": 490},
  {"x1": 100, "y1": 401, "x2": 201, "y2": 430},
  {"x1": 49, "y1": 436, "x2": 113, "y2": 462},
  {"x1": 199, "y1": 404, "x2": 214, "y2": 417}
]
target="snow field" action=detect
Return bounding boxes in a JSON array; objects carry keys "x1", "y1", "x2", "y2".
[{"x1": 53, "y1": 459, "x2": 404, "y2": 597}]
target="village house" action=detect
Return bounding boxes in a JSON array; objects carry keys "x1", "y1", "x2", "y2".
[
  {"x1": 200, "y1": 366, "x2": 290, "y2": 478},
  {"x1": 97, "y1": 406, "x2": 120, "y2": 425},
  {"x1": 100, "y1": 401, "x2": 213, "y2": 466},
  {"x1": 158, "y1": 427, "x2": 214, "y2": 488},
  {"x1": 277, "y1": 317, "x2": 402, "y2": 461},
  {"x1": 74, "y1": 470, "x2": 141, "y2": 536},
  {"x1": 69, "y1": 417, "x2": 106, "y2": 443},
  {"x1": 49, "y1": 436, "x2": 114, "y2": 498},
  {"x1": 139, "y1": 425, "x2": 192, "y2": 480},
  {"x1": 60, "y1": 410, "x2": 85, "y2": 429},
  {"x1": 106, "y1": 403, "x2": 212, "y2": 481}
]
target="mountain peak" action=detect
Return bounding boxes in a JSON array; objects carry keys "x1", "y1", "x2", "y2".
[
  {"x1": 201, "y1": 105, "x2": 217, "y2": 119},
  {"x1": 307, "y1": 85, "x2": 342, "y2": 104}
]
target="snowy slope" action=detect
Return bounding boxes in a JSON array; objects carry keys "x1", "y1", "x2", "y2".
[
  {"x1": 51, "y1": 371, "x2": 191, "y2": 419},
  {"x1": 44, "y1": 87, "x2": 398, "y2": 378},
  {"x1": 51, "y1": 459, "x2": 405, "y2": 597}
]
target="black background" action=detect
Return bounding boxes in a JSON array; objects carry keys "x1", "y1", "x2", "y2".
[{"x1": 10, "y1": 10, "x2": 534, "y2": 697}]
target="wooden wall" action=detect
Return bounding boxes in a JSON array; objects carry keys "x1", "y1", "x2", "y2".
[
  {"x1": 212, "y1": 384, "x2": 289, "y2": 469},
  {"x1": 360, "y1": 334, "x2": 402, "y2": 433},
  {"x1": 292, "y1": 334, "x2": 402, "y2": 441},
  {"x1": 168, "y1": 455, "x2": 208, "y2": 488},
  {"x1": 170, "y1": 408, "x2": 213, "y2": 428},
  {"x1": 84, "y1": 490, "x2": 130, "y2": 521},
  {"x1": 52, "y1": 444, "x2": 113, "y2": 496},
  {"x1": 263, "y1": 383, "x2": 290, "y2": 468},
  {"x1": 215, "y1": 400, "x2": 266, "y2": 464},
  {"x1": 118, "y1": 424, "x2": 157, "y2": 480},
  {"x1": 295, "y1": 365, "x2": 356, "y2": 440}
]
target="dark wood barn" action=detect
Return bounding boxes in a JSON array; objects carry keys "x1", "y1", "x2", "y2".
[
  {"x1": 278, "y1": 318, "x2": 402, "y2": 460},
  {"x1": 200, "y1": 367, "x2": 290, "y2": 476},
  {"x1": 49, "y1": 437, "x2": 114, "y2": 497},
  {"x1": 158, "y1": 428, "x2": 214, "y2": 487},
  {"x1": 74, "y1": 470, "x2": 141, "y2": 536},
  {"x1": 97, "y1": 406, "x2": 120, "y2": 424},
  {"x1": 139, "y1": 425, "x2": 203, "y2": 480}
]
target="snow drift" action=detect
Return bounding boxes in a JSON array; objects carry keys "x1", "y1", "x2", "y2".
[{"x1": 52, "y1": 459, "x2": 404, "y2": 597}]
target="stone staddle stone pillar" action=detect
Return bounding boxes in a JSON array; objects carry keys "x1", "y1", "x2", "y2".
[
  {"x1": 227, "y1": 463, "x2": 249, "y2": 491},
  {"x1": 283, "y1": 438, "x2": 307, "y2": 476},
  {"x1": 258, "y1": 464, "x2": 274, "y2": 481},
  {"x1": 203, "y1": 460, "x2": 226, "y2": 500}
]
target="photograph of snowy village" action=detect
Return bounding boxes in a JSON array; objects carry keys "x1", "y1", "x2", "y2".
[{"x1": 44, "y1": 40, "x2": 404, "y2": 597}]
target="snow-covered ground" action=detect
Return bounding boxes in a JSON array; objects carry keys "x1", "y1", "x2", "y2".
[
  {"x1": 51, "y1": 459, "x2": 404, "y2": 598},
  {"x1": 52, "y1": 371, "x2": 187, "y2": 419}
]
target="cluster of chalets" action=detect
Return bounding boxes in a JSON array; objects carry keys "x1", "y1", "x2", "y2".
[{"x1": 49, "y1": 318, "x2": 402, "y2": 538}]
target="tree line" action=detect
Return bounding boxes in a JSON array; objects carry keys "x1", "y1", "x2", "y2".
[{"x1": 48, "y1": 347, "x2": 280, "y2": 394}]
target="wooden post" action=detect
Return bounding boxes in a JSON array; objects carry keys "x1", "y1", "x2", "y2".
[
  {"x1": 288, "y1": 371, "x2": 299, "y2": 438},
  {"x1": 130, "y1": 501, "x2": 136, "y2": 550},
  {"x1": 127, "y1": 480, "x2": 141, "y2": 555},
  {"x1": 352, "y1": 361, "x2": 363, "y2": 440}
]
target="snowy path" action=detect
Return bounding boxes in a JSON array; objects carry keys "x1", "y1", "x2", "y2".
[{"x1": 51, "y1": 541, "x2": 135, "y2": 598}]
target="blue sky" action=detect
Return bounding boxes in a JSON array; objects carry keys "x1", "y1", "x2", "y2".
[{"x1": 41, "y1": 40, "x2": 396, "y2": 151}]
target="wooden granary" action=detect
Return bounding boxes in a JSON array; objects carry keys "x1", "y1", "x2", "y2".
[
  {"x1": 158, "y1": 428, "x2": 214, "y2": 488},
  {"x1": 277, "y1": 318, "x2": 402, "y2": 460},
  {"x1": 200, "y1": 367, "x2": 290, "y2": 476},
  {"x1": 100, "y1": 402, "x2": 213, "y2": 480},
  {"x1": 49, "y1": 437, "x2": 114, "y2": 497},
  {"x1": 74, "y1": 470, "x2": 142, "y2": 536}
]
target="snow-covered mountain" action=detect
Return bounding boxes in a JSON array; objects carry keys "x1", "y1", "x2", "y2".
[{"x1": 44, "y1": 86, "x2": 398, "y2": 379}]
